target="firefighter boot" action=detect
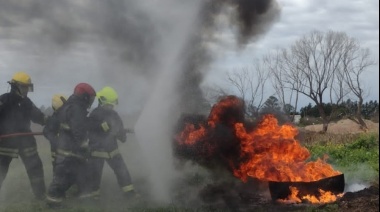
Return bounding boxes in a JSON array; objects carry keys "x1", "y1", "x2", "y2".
[{"x1": 124, "y1": 190, "x2": 141, "y2": 200}]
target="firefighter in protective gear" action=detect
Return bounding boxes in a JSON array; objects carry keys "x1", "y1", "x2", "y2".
[
  {"x1": 82, "y1": 86, "x2": 136, "y2": 200},
  {"x1": 43, "y1": 94, "x2": 67, "y2": 171},
  {"x1": 0, "y1": 72, "x2": 47, "y2": 200},
  {"x1": 46, "y1": 83, "x2": 96, "y2": 207}
]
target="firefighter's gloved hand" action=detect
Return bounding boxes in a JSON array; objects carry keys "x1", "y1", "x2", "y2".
[
  {"x1": 117, "y1": 129, "x2": 127, "y2": 143},
  {"x1": 80, "y1": 139, "x2": 89, "y2": 148},
  {"x1": 125, "y1": 128, "x2": 134, "y2": 134},
  {"x1": 79, "y1": 140, "x2": 90, "y2": 157}
]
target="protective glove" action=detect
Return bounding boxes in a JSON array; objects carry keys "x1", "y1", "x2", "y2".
[
  {"x1": 125, "y1": 128, "x2": 134, "y2": 134},
  {"x1": 116, "y1": 129, "x2": 128, "y2": 143},
  {"x1": 80, "y1": 139, "x2": 89, "y2": 148},
  {"x1": 78, "y1": 140, "x2": 91, "y2": 158}
]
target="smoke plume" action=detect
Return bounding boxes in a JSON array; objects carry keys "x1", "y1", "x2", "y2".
[
  {"x1": 176, "y1": 0, "x2": 280, "y2": 114},
  {"x1": 135, "y1": 0, "x2": 280, "y2": 204},
  {"x1": 0, "y1": 0, "x2": 280, "y2": 205}
]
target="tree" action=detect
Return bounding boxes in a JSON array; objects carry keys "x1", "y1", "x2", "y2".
[
  {"x1": 300, "y1": 100, "x2": 379, "y2": 122},
  {"x1": 283, "y1": 104, "x2": 296, "y2": 115},
  {"x1": 265, "y1": 50, "x2": 301, "y2": 122},
  {"x1": 261, "y1": 95, "x2": 281, "y2": 113},
  {"x1": 264, "y1": 30, "x2": 372, "y2": 132},
  {"x1": 342, "y1": 44, "x2": 376, "y2": 129},
  {"x1": 225, "y1": 60, "x2": 270, "y2": 119},
  {"x1": 341, "y1": 99, "x2": 356, "y2": 117},
  {"x1": 362, "y1": 100, "x2": 379, "y2": 120}
]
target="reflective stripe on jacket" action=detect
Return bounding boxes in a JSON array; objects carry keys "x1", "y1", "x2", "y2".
[
  {"x1": 56, "y1": 148, "x2": 84, "y2": 159},
  {"x1": 90, "y1": 149, "x2": 120, "y2": 159}
]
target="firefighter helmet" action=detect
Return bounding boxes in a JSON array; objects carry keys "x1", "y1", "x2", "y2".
[
  {"x1": 73, "y1": 83, "x2": 96, "y2": 108},
  {"x1": 96, "y1": 86, "x2": 119, "y2": 106},
  {"x1": 10, "y1": 71, "x2": 32, "y2": 84},
  {"x1": 8, "y1": 71, "x2": 34, "y2": 97},
  {"x1": 52, "y1": 94, "x2": 67, "y2": 111}
]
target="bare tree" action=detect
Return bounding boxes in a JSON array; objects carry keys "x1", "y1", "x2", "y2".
[
  {"x1": 226, "y1": 60, "x2": 270, "y2": 118},
  {"x1": 264, "y1": 50, "x2": 301, "y2": 121},
  {"x1": 342, "y1": 45, "x2": 376, "y2": 129},
  {"x1": 264, "y1": 30, "x2": 366, "y2": 132},
  {"x1": 264, "y1": 51, "x2": 286, "y2": 108},
  {"x1": 202, "y1": 84, "x2": 230, "y2": 106}
]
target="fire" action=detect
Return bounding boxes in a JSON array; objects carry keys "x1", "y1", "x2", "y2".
[
  {"x1": 178, "y1": 124, "x2": 207, "y2": 145},
  {"x1": 233, "y1": 116, "x2": 341, "y2": 182},
  {"x1": 174, "y1": 95, "x2": 343, "y2": 204},
  {"x1": 278, "y1": 187, "x2": 344, "y2": 204}
]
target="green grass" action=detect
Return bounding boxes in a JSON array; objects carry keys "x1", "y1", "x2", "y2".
[{"x1": 306, "y1": 133, "x2": 379, "y2": 183}]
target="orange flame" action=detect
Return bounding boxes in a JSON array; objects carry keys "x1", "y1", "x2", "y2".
[
  {"x1": 233, "y1": 115, "x2": 341, "y2": 182},
  {"x1": 278, "y1": 186, "x2": 344, "y2": 204},
  {"x1": 177, "y1": 124, "x2": 207, "y2": 145},
  {"x1": 174, "y1": 95, "x2": 343, "y2": 204}
]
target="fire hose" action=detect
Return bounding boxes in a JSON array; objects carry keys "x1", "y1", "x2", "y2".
[
  {"x1": 0, "y1": 128, "x2": 135, "y2": 140},
  {"x1": 0, "y1": 132, "x2": 43, "y2": 139}
]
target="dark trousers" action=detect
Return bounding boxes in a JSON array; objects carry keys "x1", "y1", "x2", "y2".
[
  {"x1": 87, "y1": 154, "x2": 132, "y2": 193},
  {"x1": 47, "y1": 156, "x2": 87, "y2": 200},
  {"x1": 0, "y1": 150, "x2": 46, "y2": 199}
]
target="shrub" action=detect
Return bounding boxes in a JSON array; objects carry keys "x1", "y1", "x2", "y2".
[{"x1": 306, "y1": 133, "x2": 379, "y2": 182}]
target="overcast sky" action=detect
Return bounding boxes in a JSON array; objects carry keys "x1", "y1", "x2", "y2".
[
  {"x1": 0, "y1": 0, "x2": 378, "y2": 113},
  {"x1": 205, "y1": 0, "x2": 379, "y2": 108},
  {"x1": 206, "y1": 0, "x2": 379, "y2": 106}
]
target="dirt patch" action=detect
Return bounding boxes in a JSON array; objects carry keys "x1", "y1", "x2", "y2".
[
  {"x1": 303, "y1": 119, "x2": 379, "y2": 134},
  {"x1": 198, "y1": 182, "x2": 379, "y2": 212},
  {"x1": 337, "y1": 185, "x2": 379, "y2": 212}
]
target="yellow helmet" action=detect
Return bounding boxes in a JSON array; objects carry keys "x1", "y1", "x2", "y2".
[
  {"x1": 11, "y1": 71, "x2": 32, "y2": 84},
  {"x1": 96, "y1": 86, "x2": 119, "y2": 106},
  {"x1": 52, "y1": 94, "x2": 67, "y2": 111},
  {"x1": 8, "y1": 72, "x2": 34, "y2": 97}
]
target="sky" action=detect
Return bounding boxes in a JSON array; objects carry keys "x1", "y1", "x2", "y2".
[
  {"x1": 0, "y1": 0, "x2": 378, "y2": 203},
  {"x1": 203, "y1": 0, "x2": 379, "y2": 108}
]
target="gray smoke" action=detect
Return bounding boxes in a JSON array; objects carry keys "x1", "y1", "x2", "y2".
[
  {"x1": 176, "y1": 0, "x2": 280, "y2": 114},
  {"x1": 0, "y1": 0, "x2": 157, "y2": 71},
  {"x1": 0, "y1": 0, "x2": 280, "y2": 206},
  {"x1": 135, "y1": 0, "x2": 280, "y2": 204},
  {"x1": 0, "y1": 0, "x2": 279, "y2": 112},
  {"x1": 0, "y1": 0, "x2": 159, "y2": 111}
]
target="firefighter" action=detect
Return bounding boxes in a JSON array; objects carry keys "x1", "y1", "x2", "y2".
[
  {"x1": 46, "y1": 83, "x2": 96, "y2": 207},
  {"x1": 0, "y1": 71, "x2": 47, "y2": 200},
  {"x1": 82, "y1": 86, "x2": 136, "y2": 200},
  {"x1": 43, "y1": 94, "x2": 67, "y2": 171}
]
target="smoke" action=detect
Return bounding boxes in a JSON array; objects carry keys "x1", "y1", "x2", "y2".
[
  {"x1": 345, "y1": 183, "x2": 369, "y2": 193},
  {"x1": 135, "y1": 0, "x2": 280, "y2": 204},
  {"x1": 341, "y1": 163, "x2": 378, "y2": 192},
  {"x1": 0, "y1": 0, "x2": 280, "y2": 113},
  {"x1": 176, "y1": 0, "x2": 281, "y2": 113},
  {"x1": 0, "y1": 0, "x2": 280, "y2": 206},
  {"x1": 0, "y1": 0, "x2": 159, "y2": 112}
]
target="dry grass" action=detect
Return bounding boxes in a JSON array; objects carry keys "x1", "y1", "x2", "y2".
[
  {"x1": 297, "y1": 118, "x2": 379, "y2": 146},
  {"x1": 297, "y1": 130, "x2": 369, "y2": 146},
  {"x1": 303, "y1": 118, "x2": 379, "y2": 134}
]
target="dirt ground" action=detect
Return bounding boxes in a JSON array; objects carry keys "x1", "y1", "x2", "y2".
[
  {"x1": 199, "y1": 182, "x2": 379, "y2": 212},
  {"x1": 304, "y1": 118, "x2": 379, "y2": 134}
]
